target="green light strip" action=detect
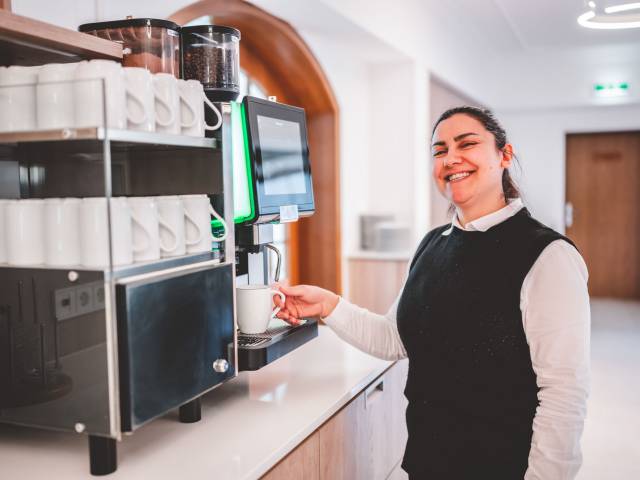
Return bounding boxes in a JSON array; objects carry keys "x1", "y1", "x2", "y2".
[{"x1": 211, "y1": 101, "x2": 256, "y2": 230}]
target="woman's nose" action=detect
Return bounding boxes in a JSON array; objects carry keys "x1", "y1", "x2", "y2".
[{"x1": 443, "y1": 152, "x2": 462, "y2": 167}]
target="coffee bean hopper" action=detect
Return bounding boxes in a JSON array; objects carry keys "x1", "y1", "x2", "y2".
[
  {"x1": 79, "y1": 17, "x2": 181, "y2": 77},
  {"x1": 181, "y1": 25, "x2": 241, "y2": 103}
]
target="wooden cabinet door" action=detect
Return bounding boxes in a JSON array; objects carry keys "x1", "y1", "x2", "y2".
[
  {"x1": 318, "y1": 361, "x2": 409, "y2": 480},
  {"x1": 363, "y1": 360, "x2": 409, "y2": 479},
  {"x1": 319, "y1": 394, "x2": 368, "y2": 479},
  {"x1": 262, "y1": 431, "x2": 320, "y2": 480},
  {"x1": 265, "y1": 361, "x2": 409, "y2": 480}
]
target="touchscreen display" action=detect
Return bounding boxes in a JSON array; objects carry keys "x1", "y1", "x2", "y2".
[{"x1": 257, "y1": 115, "x2": 307, "y2": 196}]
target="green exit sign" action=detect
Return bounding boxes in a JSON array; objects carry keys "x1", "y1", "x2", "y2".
[{"x1": 594, "y1": 82, "x2": 630, "y2": 97}]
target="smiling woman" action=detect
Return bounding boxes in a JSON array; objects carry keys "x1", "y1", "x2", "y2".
[
  {"x1": 274, "y1": 106, "x2": 591, "y2": 479},
  {"x1": 431, "y1": 106, "x2": 521, "y2": 221}
]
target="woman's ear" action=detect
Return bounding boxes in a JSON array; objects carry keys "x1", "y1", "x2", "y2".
[{"x1": 501, "y1": 144, "x2": 514, "y2": 168}]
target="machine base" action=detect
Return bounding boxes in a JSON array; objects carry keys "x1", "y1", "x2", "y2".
[
  {"x1": 88, "y1": 435, "x2": 117, "y2": 476},
  {"x1": 179, "y1": 396, "x2": 202, "y2": 423}
]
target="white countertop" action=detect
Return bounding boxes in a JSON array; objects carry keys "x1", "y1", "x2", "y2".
[{"x1": 0, "y1": 326, "x2": 392, "y2": 479}]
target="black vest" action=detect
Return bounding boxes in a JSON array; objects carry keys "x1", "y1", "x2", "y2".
[{"x1": 397, "y1": 208, "x2": 575, "y2": 479}]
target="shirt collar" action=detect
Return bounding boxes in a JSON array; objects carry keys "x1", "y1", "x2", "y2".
[{"x1": 442, "y1": 198, "x2": 524, "y2": 236}]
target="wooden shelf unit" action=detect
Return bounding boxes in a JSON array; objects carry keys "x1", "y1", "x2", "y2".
[{"x1": 0, "y1": 10, "x2": 122, "y2": 66}]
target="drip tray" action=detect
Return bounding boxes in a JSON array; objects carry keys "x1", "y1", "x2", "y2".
[{"x1": 237, "y1": 318, "x2": 319, "y2": 371}]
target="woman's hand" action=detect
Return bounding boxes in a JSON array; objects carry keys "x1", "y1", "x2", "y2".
[{"x1": 273, "y1": 284, "x2": 340, "y2": 325}]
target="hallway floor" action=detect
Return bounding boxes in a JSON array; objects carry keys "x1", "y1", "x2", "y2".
[{"x1": 578, "y1": 299, "x2": 640, "y2": 479}]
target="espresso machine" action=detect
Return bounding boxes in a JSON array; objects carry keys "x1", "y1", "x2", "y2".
[
  {"x1": 0, "y1": 88, "x2": 319, "y2": 475},
  {"x1": 231, "y1": 96, "x2": 318, "y2": 371}
]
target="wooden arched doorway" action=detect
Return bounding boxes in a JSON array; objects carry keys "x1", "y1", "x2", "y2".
[{"x1": 171, "y1": 0, "x2": 341, "y2": 293}]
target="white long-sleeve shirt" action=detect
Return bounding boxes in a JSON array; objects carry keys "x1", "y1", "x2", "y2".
[{"x1": 324, "y1": 198, "x2": 590, "y2": 479}]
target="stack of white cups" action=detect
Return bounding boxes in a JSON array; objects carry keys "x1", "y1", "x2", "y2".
[
  {"x1": 0, "y1": 195, "x2": 227, "y2": 268},
  {"x1": 0, "y1": 61, "x2": 221, "y2": 136}
]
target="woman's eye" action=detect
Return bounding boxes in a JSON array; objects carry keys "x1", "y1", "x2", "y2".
[
  {"x1": 433, "y1": 150, "x2": 446, "y2": 157},
  {"x1": 460, "y1": 142, "x2": 477, "y2": 148}
]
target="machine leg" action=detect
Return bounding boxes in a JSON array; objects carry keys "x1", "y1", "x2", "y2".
[
  {"x1": 88, "y1": 435, "x2": 117, "y2": 476},
  {"x1": 179, "y1": 396, "x2": 202, "y2": 423}
]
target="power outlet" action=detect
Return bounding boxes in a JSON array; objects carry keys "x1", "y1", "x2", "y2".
[
  {"x1": 54, "y1": 287, "x2": 77, "y2": 321},
  {"x1": 93, "y1": 283, "x2": 105, "y2": 310},
  {"x1": 75, "y1": 284, "x2": 94, "y2": 316}
]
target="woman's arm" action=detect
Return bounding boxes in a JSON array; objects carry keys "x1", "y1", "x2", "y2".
[
  {"x1": 274, "y1": 275, "x2": 408, "y2": 361},
  {"x1": 521, "y1": 239, "x2": 590, "y2": 480},
  {"x1": 322, "y1": 293, "x2": 407, "y2": 360}
]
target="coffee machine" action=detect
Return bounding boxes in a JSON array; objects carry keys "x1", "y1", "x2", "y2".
[{"x1": 232, "y1": 96, "x2": 318, "y2": 371}]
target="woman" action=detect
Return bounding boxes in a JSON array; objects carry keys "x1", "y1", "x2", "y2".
[{"x1": 275, "y1": 106, "x2": 590, "y2": 479}]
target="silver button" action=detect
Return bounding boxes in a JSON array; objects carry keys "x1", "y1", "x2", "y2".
[{"x1": 212, "y1": 359, "x2": 229, "y2": 373}]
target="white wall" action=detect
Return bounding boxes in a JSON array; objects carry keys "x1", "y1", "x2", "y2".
[{"x1": 500, "y1": 104, "x2": 640, "y2": 232}]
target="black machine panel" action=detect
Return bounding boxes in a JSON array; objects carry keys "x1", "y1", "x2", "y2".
[
  {"x1": 0, "y1": 268, "x2": 111, "y2": 435},
  {"x1": 116, "y1": 263, "x2": 234, "y2": 431},
  {"x1": 242, "y1": 96, "x2": 315, "y2": 224}
]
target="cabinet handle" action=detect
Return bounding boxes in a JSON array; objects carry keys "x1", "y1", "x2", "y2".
[{"x1": 364, "y1": 376, "x2": 385, "y2": 409}]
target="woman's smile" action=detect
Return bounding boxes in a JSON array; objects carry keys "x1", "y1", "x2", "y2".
[{"x1": 445, "y1": 170, "x2": 475, "y2": 183}]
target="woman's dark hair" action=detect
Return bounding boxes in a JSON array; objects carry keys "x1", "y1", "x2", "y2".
[{"x1": 432, "y1": 106, "x2": 520, "y2": 201}]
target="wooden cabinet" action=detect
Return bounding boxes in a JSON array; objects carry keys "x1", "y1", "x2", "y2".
[
  {"x1": 262, "y1": 432, "x2": 320, "y2": 480},
  {"x1": 347, "y1": 258, "x2": 408, "y2": 314},
  {"x1": 262, "y1": 360, "x2": 409, "y2": 479}
]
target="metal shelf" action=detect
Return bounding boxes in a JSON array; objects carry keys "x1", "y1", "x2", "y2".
[
  {"x1": 0, "y1": 251, "x2": 228, "y2": 280},
  {"x1": 0, "y1": 128, "x2": 218, "y2": 149}
]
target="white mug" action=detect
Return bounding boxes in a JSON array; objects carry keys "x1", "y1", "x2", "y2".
[
  {"x1": 155, "y1": 196, "x2": 183, "y2": 257},
  {"x1": 236, "y1": 285, "x2": 286, "y2": 334},
  {"x1": 127, "y1": 197, "x2": 176, "y2": 262},
  {"x1": 74, "y1": 60, "x2": 126, "y2": 129},
  {"x1": 124, "y1": 67, "x2": 155, "y2": 132},
  {"x1": 5, "y1": 199, "x2": 45, "y2": 266},
  {"x1": 80, "y1": 197, "x2": 135, "y2": 267},
  {"x1": 153, "y1": 73, "x2": 180, "y2": 134},
  {"x1": 177, "y1": 79, "x2": 222, "y2": 136},
  {"x1": 44, "y1": 198, "x2": 81, "y2": 266},
  {"x1": 0, "y1": 199, "x2": 12, "y2": 263},
  {"x1": 37, "y1": 62, "x2": 81, "y2": 130},
  {"x1": 180, "y1": 194, "x2": 228, "y2": 253},
  {"x1": 0, "y1": 66, "x2": 39, "y2": 132}
]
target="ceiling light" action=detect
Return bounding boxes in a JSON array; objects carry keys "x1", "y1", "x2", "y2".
[
  {"x1": 605, "y1": 2, "x2": 640, "y2": 13},
  {"x1": 578, "y1": 2, "x2": 640, "y2": 29}
]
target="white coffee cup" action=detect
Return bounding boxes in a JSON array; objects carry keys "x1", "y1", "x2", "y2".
[
  {"x1": 0, "y1": 199, "x2": 12, "y2": 263},
  {"x1": 153, "y1": 73, "x2": 180, "y2": 134},
  {"x1": 236, "y1": 285, "x2": 286, "y2": 334},
  {"x1": 155, "y1": 196, "x2": 184, "y2": 257},
  {"x1": 178, "y1": 79, "x2": 222, "y2": 136},
  {"x1": 74, "y1": 60, "x2": 126, "y2": 129},
  {"x1": 124, "y1": 67, "x2": 155, "y2": 132},
  {"x1": 0, "y1": 66, "x2": 39, "y2": 132},
  {"x1": 180, "y1": 194, "x2": 228, "y2": 253},
  {"x1": 44, "y1": 198, "x2": 81, "y2": 266},
  {"x1": 127, "y1": 197, "x2": 177, "y2": 262},
  {"x1": 5, "y1": 199, "x2": 45, "y2": 266},
  {"x1": 37, "y1": 62, "x2": 82, "y2": 130},
  {"x1": 80, "y1": 197, "x2": 136, "y2": 267}
]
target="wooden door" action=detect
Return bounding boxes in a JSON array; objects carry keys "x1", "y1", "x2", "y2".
[{"x1": 566, "y1": 132, "x2": 640, "y2": 298}]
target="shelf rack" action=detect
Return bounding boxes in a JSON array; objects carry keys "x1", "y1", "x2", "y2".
[{"x1": 0, "y1": 10, "x2": 122, "y2": 66}]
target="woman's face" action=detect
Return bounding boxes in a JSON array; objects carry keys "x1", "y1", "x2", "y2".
[{"x1": 431, "y1": 113, "x2": 512, "y2": 209}]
